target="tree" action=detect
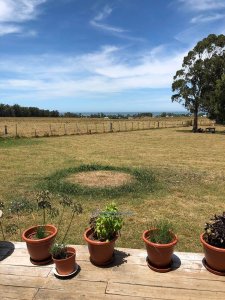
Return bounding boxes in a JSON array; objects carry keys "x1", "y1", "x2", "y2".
[
  {"x1": 172, "y1": 34, "x2": 225, "y2": 132},
  {"x1": 209, "y1": 75, "x2": 225, "y2": 123}
]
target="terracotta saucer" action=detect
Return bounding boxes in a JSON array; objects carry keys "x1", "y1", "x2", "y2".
[
  {"x1": 30, "y1": 256, "x2": 53, "y2": 266},
  {"x1": 53, "y1": 263, "x2": 79, "y2": 279},
  {"x1": 202, "y1": 258, "x2": 225, "y2": 276},
  {"x1": 146, "y1": 257, "x2": 173, "y2": 273}
]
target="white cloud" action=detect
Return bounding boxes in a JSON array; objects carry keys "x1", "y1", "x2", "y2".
[
  {"x1": 90, "y1": 5, "x2": 127, "y2": 34},
  {"x1": 0, "y1": 24, "x2": 22, "y2": 36},
  {"x1": 190, "y1": 13, "x2": 225, "y2": 24},
  {"x1": 0, "y1": 0, "x2": 46, "y2": 36},
  {"x1": 90, "y1": 5, "x2": 144, "y2": 42},
  {"x1": 179, "y1": 0, "x2": 225, "y2": 11},
  {"x1": 0, "y1": 45, "x2": 186, "y2": 101}
]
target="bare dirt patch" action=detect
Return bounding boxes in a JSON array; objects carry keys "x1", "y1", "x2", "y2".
[{"x1": 65, "y1": 171, "x2": 135, "y2": 188}]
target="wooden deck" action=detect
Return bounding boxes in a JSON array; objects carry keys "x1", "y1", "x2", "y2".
[{"x1": 1, "y1": 242, "x2": 225, "y2": 300}]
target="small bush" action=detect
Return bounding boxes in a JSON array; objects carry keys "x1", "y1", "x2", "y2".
[
  {"x1": 89, "y1": 202, "x2": 123, "y2": 242},
  {"x1": 204, "y1": 212, "x2": 225, "y2": 248},
  {"x1": 147, "y1": 220, "x2": 174, "y2": 244}
]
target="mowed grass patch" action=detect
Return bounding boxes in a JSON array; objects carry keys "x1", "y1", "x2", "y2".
[
  {"x1": 38, "y1": 164, "x2": 159, "y2": 199},
  {"x1": 0, "y1": 125, "x2": 225, "y2": 251}
]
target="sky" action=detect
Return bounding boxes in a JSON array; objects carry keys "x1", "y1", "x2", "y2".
[{"x1": 0, "y1": 0, "x2": 225, "y2": 112}]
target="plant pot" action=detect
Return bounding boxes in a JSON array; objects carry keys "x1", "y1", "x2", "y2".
[
  {"x1": 53, "y1": 246, "x2": 76, "y2": 275},
  {"x1": 142, "y1": 229, "x2": 178, "y2": 271},
  {"x1": 84, "y1": 228, "x2": 118, "y2": 266},
  {"x1": 200, "y1": 233, "x2": 225, "y2": 273},
  {"x1": 22, "y1": 224, "x2": 57, "y2": 265}
]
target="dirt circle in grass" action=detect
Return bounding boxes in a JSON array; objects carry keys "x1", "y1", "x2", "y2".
[{"x1": 65, "y1": 170, "x2": 135, "y2": 188}]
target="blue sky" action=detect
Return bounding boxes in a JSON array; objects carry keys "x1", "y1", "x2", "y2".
[{"x1": 0, "y1": 0, "x2": 225, "y2": 112}]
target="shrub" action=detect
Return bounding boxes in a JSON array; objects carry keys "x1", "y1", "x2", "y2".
[
  {"x1": 147, "y1": 220, "x2": 174, "y2": 244},
  {"x1": 204, "y1": 212, "x2": 225, "y2": 248},
  {"x1": 89, "y1": 202, "x2": 123, "y2": 242}
]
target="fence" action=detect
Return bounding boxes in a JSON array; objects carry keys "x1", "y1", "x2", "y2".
[{"x1": 0, "y1": 118, "x2": 213, "y2": 138}]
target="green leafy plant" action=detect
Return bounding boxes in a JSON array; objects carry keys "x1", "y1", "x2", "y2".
[
  {"x1": 204, "y1": 212, "x2": 225, "y2": 248},
  {"x1": 147, "y1": 220, "x2": 174, "y2": 244},
  {"x1": 50, "y1": 196, "x2": 82, "y2": 259},
  {"x1": 50, "y1": 243, "x2": 67, "y2": 260},
  {"x1": 8, "y1": 191, "x2": 59, "y2": 240},
  {"x1": 9, "y1": 198, "x2": 34, "y2": 240},
  {"x1": 90, "y1": 202, "x2": 123, "y2": 242},
  {"x1": 35, "y1": 226, "x2": 47, "y2": 239}
]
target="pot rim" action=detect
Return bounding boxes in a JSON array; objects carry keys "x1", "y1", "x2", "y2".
[
  {"x1": 22, "y1": 224, "x2": 58, "y2": 243},
  {"x1": 84, "y1": 227, "x2": 118, "y2": 245},
  {"x1": 142, "y1": 229, "x2": 178, "y2": 248},
  {"x1": 52, "y1": 246, "x2": 76, "y2": 262},
  {"x1": 200, "y1": 233, "x2": 225, "y2": 253}
]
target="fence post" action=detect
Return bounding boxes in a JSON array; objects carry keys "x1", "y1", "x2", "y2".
[
  {"x1": 103, "y1": 123, "x2": 105, "y2": 133},
  {"x1": 86, "y1": 124, "x2": 89, "y2": 134},
  {"x1": 76, "y1": 123, "x2": 79, "y2": 134},
  {"x1": 64, "y1": 124, "x2": 67, "y2": 135},
  {"x1": 125, "y1": 122, "x2": 127, "y2": 131},
  {"x1": 109, "y1": 122, "x2": 113, "y2": 132},
  {"x1": 15, "y1": 124, "x2": 18, "y2": 137},
  {"x1": 49, "y1": 124, "x2": 52, "y2": 136},
  {"x1": 4, "y1": 125, "x2": 8, "y2": 135}
]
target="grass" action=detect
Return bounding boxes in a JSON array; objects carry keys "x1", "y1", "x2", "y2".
[
  {"x1": 0, "y1": 137, "x2": 41, "y2": 148},
  {"x1": 38, "y1": 164, "x2": 158, "y2": 199},
  {"x1": 0, "y1": 124, "x2": 225, "y2": 252}
]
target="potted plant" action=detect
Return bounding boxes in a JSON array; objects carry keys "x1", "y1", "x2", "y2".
[
  {"x1": 22, "y1": 191, "x2": 58, "y2": 265},
  {"x1": 84, "y1": 202, "x2": 123, "y2": 266},
  {"x1": 142, "y1": 220, "x2": 178, "y2": 272},
  {"x1": 50, "y1": 198, "x2": 82, "y2": 276},
  {"x1": 200, "y1": 212, "x2": 225, "y2": 275}
]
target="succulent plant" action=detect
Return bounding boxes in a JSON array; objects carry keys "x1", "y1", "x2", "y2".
[{"x1": 204, "y1": 212, "x2": 225, "y2": 248}]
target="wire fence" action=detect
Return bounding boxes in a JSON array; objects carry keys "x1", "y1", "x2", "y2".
[{"x1": 0, "y1": 118, "x2": 214, "y2": 138}]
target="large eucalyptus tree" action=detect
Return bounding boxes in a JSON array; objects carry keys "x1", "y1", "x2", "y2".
[{"x1": 172, "y1": 34, "x2": 225, "y2": 132}]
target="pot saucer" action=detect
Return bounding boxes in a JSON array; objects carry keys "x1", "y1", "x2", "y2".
[
  {"x1": 146, "y1": 257, "x2": 173, "y2": 273},
  {"x1": 53, "y1": 263, "x2": 79, "y2": 279},
  {"x1": 202, "y1": 258, "x2": 225, "y2": 276},
  {"x1": 30, "y1": 256, "x2": 53, "y2": 266}
]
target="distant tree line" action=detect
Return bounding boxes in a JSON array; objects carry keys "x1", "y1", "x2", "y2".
[{"x1": 0, "y1": 103, "x2": 59, "y2": 117}]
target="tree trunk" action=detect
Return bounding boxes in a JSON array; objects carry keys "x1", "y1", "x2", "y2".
[{"x1": 193, "y1": 102, "x2": 199, "y2": 132}]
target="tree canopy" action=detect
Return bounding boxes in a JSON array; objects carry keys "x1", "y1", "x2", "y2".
[{"x1": 172, "y1": 34, "x2": 225, "y2": 131}]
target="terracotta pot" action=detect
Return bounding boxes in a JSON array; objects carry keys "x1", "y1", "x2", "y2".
[
  {"x1": 200, "y1": 233, "x2": 225, "y2": 272},
  {"x1": 53, "y1": 246, "x2": 76, "y2": 275},
  {"x1": 142, "y1": 229, "x2": 178, "y2": 268},
  {"x1": 84, "y1": 228, "x2": 118, "y2": 266},
  {"x1": 22, "y1": 224, "x2": 57, "y2": 264}
]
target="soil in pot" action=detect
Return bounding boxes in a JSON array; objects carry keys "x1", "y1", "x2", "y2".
[
  {"x1": 84, "y1": 228, "x2": 117, "y2": 266},
  {"x1": 142, "y1": 229, "x2": 178, "y2": 271},
  {"x1": 22, "y1": 224, "x2": 57, "y2": 265}
]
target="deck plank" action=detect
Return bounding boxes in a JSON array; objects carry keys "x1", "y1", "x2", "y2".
[
  {"x1": 1, "y1": 242, "x2": 225, "y2": 300},
  {"x1": 106, "y1": 282, "x2": 225, "y2": 300},
  {"x1": 0, "y1": 285, "x2": 38, "y2": 300}
]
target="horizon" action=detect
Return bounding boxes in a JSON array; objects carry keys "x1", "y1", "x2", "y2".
[{"x1": 0, "y1": 1, "x2": 225, "y2": 112}]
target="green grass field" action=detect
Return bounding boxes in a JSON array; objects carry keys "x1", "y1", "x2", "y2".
[{"x1": 1, "y1": 125, "x2": 225, "y2": 252}]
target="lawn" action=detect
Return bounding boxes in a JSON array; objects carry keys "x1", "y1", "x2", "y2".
[{"x1": 0, "y1": 126, "x2": 225, "y2": 252}]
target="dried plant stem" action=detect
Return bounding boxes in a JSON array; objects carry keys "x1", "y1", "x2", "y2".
[
  {"x1": 0, "y1": 221, "x2": 5, "y2": 240},
  {"x1": 61, "y1": 210, "x2": 75, "y2": 244}
]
